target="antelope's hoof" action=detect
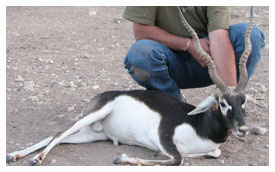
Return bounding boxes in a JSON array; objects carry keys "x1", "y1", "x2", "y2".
[
  {"x1": 204, "y1": 149, "x2": 221, "y2": 159},
  {"x1": 153, "y1": 150, "x2": 161, "y2": 157},
  {"x1": 6, "y1": 155, "x2": 13, "y2": 163},
  {"x1": 29, "y1": 159, "x2": 38, "y2": 166},
  {"x1": 113, "y1": 156, "x2": 122, "y2": 164},
  {"x1": 203, "y1": 155, "x2": 219, "y2": 159},
  {"x1": 113, "y1": 153, "x2": 128, "y2": 164}
]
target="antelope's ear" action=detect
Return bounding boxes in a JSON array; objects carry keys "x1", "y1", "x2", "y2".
[{"x1": 187, "y1": 96, "x2": 217, "y2": 115}]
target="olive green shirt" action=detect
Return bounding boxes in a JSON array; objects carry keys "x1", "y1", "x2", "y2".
[{"x1": 123, "y1": 6, "x2": 231, "y2": 38}]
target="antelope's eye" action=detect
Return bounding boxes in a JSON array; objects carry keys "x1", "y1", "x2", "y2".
[{"x1": 220, "y1": 102, "x2": 226, "y2": 108}]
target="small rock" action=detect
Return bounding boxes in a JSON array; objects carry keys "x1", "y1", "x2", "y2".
[
  {"x1": 46, "y1": 59, "x2": 53, "y2": 64},
  {"x1": 112, "y1": 18, "x2": 122, "y2": 24},
  {"x1": 247, "y1": 109, "x2": 257, "y2": 116},
  {"x1": 259, "y1": 155, "x2": 265, "y2": 158},
  {"x1": 28, "y1": 96, "x2": 40, "y2": 102},
  {"x1": 81, "y1": 53, "x2": 91, "y2": 58},
  {"x1": 69, "y1": 87, "x2": 77, "y2": 91},
  {"x1": 249, "y1": 160, "x2": 257, "y2": 166},
  {"x1": 14, "y1": 76, "x2": 24, "y2": 82},
  {"x1": 82, "y1": 98, "x2": 91, "y2": 103},
  {"x1": 26, "y1": 143, "x2": 34, "y2": 146},
  {"x1": 248, "y1": 87, "x2": 257, "y2": 93},
  {"x1": 219, "y1": 159, "x2": 225, "y2": 164},
  {"x1": 58, "y1": 81, "x2": 66, "y2": 87},
  {"x1": 246, "y1": 94, "x2": 257, "y2": 104},
  {"x1": 67, "y1": 104, "x2": 76, "y2": 112},
  {"x1": 61, "y1": 66, "x2": 68, "y2": 70},
  {"x1": 75, "y1": 76, "x2": 82, "y2": 79},
  {"x1": 64, "y1": 82, "x2": 71, "y2": 88},
  {"x1": 256, "y1": 101, "x2": 267, "y2": 108},
  {"x1": 92, "y1": 85, "x2": 99, "y2": 90},
  {"x1": 57, "y1": 114, "x2": 65, "y2": 119},
  {"x1": 265, "y1": 144, "x2": 269, "y2": 148},
  {"x1": 76, "y1": 79, "x2": 82, "y2": 83},
  {"x1": 80, "y1": 82, "x2": 87, "y2": 87},
  {"x1": 98, "y1": 47, "x2": 105, "y2": 52},
  {"x1": 38, "y1": 58, "x2": 44, "y2": 62},
  {"x1": 259, "y1": 85, "x2": 267, "y2": 93},
  {"x1": 89, "y1": 11, "x2": 97, "y2": 16},
  {"x1": 51, "y1": 159, "x2": 57, "y2": 164},
  {"x1": 251, "y1": 126, "x2": 268, "y2": 135},
  {"x1": 13, "y1": 32, "x2": 20, "y2": 36},
  {"x1": 41, "y1": 35, "x2": 50, "y2": 39},
  {"x1": 23, "y1": 81, "x2": 36, "y2": 91},
  {"x1": 255, "y1": 96, "x2": 265, "y2": 100},
  {"x1": 69, "y1": 81, "x2": 78, "y2": 88}
]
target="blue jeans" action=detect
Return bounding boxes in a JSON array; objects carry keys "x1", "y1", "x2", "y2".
[{"x1": 124, "y1": 23, "x2": 266, "y2": 101}]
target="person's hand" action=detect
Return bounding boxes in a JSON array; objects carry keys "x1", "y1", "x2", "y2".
[{"x1": 186, "y1": 38, "x2": 210, "y2": 68}]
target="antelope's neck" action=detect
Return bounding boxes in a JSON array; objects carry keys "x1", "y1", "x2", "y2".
[{"x1": 197, "y1": 108, "x2": 231, "y2": 143}]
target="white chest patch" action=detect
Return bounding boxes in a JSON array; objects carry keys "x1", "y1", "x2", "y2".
[
  {"x1": 102, "y1": 95, "x2": 162, "y2": 151},
  {"x1": 173, "y1": 124, "x2": 220, "y2": 154}
]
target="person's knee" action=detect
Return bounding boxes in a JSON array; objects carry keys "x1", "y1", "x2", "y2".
[
  {"x1": 230, "y1": 23, "x2": 265, "y2": 51},
  {"x1": 231, "y1": 23, "x2": 265, "y2": 80},
  {"x1": 124, "y1": 39, "x2": 168, "y2": 70},
  {"x1": 124, "y1": 40, "x2": 150, "y2": 68}
]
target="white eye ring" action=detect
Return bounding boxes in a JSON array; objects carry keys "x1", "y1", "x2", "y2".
[{"x1": 219, "y1": 98, "x2": 232, "y2": 116}]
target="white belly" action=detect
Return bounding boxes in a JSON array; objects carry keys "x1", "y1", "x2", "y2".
[
  {"x1": 173, "y1": 124, "x2": 220, "y2": 154},
  {"x1": 102, "y1": 96, "x2": 161, "y2": 151}
]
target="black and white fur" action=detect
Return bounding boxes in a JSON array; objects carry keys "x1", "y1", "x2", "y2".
[{"x1": 6, "y1": 89, "x2": 249, "y2": 166}]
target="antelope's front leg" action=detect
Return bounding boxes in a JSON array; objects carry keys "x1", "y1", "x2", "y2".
[
  {"x1": 113, "y1": 153, "x2": 184, "y2": 166},
  {"x1": 182, "y1": 149, "x2": 222, "y2": 159},
  {"x1": 29, "y1": 152, "x2": 46, "y2": 165}
]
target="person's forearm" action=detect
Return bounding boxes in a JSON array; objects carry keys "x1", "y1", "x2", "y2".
[
  {"x1": 209, "y1": 29, "x2": 237, "y2": 86},
  {"x1": 133, "y1": 22, "x2": 190, "y2": 51}
]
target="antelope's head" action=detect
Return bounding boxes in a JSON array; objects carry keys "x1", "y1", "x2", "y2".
[{"x1": 178, "y1": 7, "x2": 255, "y2": 140}]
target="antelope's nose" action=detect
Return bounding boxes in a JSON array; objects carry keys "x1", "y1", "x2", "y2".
[{"x1": 238, "y1": 125, "x2": 249, "y2": 136}]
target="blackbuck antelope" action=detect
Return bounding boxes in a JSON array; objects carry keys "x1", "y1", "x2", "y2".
[{"x1": 6, "y1": 7, "x2": 255, "y2": 166}]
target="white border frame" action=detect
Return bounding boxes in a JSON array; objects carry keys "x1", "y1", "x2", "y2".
[{"x1": 1, "y1": 1, "x2": 272, "y2": 171}]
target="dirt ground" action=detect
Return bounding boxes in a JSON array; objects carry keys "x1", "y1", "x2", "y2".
[{"x1": 6, "y1": 6, "x2": 269, "y2": 166}]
